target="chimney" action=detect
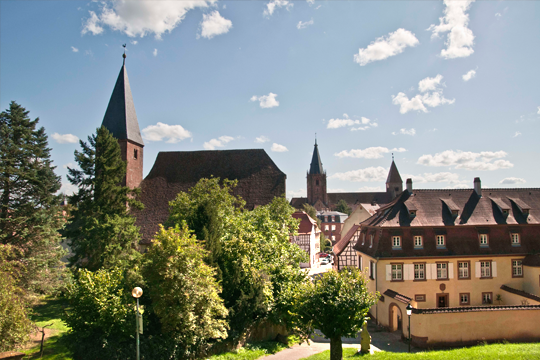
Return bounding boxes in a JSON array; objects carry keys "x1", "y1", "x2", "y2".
[
  {"x1": 406, "y1": 178, "x2": 413, "y2": 193},
  {"x1": 474, "y1": 177, "x2": 482, "y2": 197}
]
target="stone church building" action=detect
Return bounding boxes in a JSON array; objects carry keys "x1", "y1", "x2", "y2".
[{"x1": 100, "y1": 59, "x2": 286, "y2": 245}]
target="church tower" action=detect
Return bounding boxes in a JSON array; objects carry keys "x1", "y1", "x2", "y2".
[
  {"x1": 101, "y1": 54, "x2": 144, "y2": 189},
  {"x1": 386, "y1": 159, "x2": 403, "y2": 199},
  {"x1": 307, "y1": 139, "x2": 327, "y2": 208}
]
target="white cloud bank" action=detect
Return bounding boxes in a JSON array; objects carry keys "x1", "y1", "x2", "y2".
[
  {"x1": 392, "y1": 74, "x2": 454, "y2": 114},
  {"x1": 199, "y1": 11, "x2": 232, "y2": 39},
  {"x1": 82, "y1": 2, "x2": 213, "y2": 39},
  {"x1": 392, "y1": 128, "x2": 416, "y2": 136},
  {"x1": 297, "y1": 18, "x2": 314, "y2": 29},
  {"x1": 462, "y1": 69, "x2": 476, "y2": 81},
  {"x1": 264, "y1": 0, "x2": 293, "y2": 17},
  {"x1": 153, "y1": 49, "x2": 158, "y2": 57},
  {"x1": 354, "y1": 28, "x2": 419, "y2": 66},
  {"x1": 71, "y1": 46, "x2": 79, "y2": 53},
  {"x1": 271, "y1": 143, "x2": 288, "y2": 152},
  {"x1": 405, "y1": 172, "x2": 464, "y2": 185},
  {"x1": 417, "y1": 150, "x2": 513, "y2": 171},
  {"x1": 142, "y1": 122, "x2": 192, "y2": 143},
  {"x1": 203, "y1": 135, "x2": 234, "y2": 150},
  {"x1": 499, "y1": 177, "x2": 526, "y2": 185},
  {"x1": 255, "y1": 136, "x2": 270, "y2": 143},
  {"x1": 330, "y1": 167, "x2": 388, "y2": 182},
  {"x1": 250, "y1": 93, "x2": 279, "y2": 108},
  {"x1": 334, "y1": 147, "x2": 406, "y2": 159},
  {"x1": 428, "y1": 0, "x2": 475, "y2": 59},
  {"x1": 326, "y1": 114, "x2": 378, "y2": 131},
  {"x1": 52, "y1": 133, "x2": 79, "y2": 144}
]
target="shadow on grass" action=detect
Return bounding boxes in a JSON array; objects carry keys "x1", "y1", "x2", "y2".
[
  {"x1": 30, "y1": 297, "x2": 68, "y2": 324},
  {"x1": 23, "y1": 335, "x2": 72, "y2": 360}
]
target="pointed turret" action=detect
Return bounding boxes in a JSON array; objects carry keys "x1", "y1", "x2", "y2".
[
  {"x1": 102, "y1": 64, "x2": 144, "y2": 146},
  {"x1": 309, "y1": 140, "x2": 324, "y2": 175},
  {"x1": 101, "y1": 57, "x2": 144, "y2": 189},
  {"x1": 386, "y1": 160, "x2": 403, "y2": 199}
]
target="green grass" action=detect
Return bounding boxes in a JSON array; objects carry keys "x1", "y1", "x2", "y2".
[
  {"x1": 300, "y1": 343, "x2": 540, "y2": 360},
  {"x1": 209, "y1": 337, "x2": 299, "y2": 360}
]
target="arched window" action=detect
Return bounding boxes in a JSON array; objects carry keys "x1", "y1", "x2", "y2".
[{"x1": 316, "y1": 180, "x2": 319, "y2": 186}]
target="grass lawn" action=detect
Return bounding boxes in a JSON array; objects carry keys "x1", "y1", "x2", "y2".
[
  {"x1": 208, "y1": 336, "x2": 299, "y2": 360},
  {"x1": 300, "y1": 343, "x2": 540, "y2": 360}
]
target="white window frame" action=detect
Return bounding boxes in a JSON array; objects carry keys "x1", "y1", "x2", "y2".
[
  {"x1": 391, "y1": 264, "x2": 403, "y2": 281},
  {"x1": 437, "y1": 263, "x2": 448, "y2": 279},
  {"x1": 512, "y1": 260, "x2": 523, "y2": 277},
  {"x1": 331, "y1": 235, "x2": 335, "y2": 241},
  {"x1": 392, "y1": 236, "x2": 401, "y2": 248},
  {"x1": 414, "y1": 263, "x2": 425, "y2": 280},
  {"x1": 480, "y1": 261, "x2": 491, "y2": 278},
  {"x1": 458, "y1": 261, "x2": 469, "y2": 279},
  {"x1": 436, "y1": 235, "x2": 445, "y2": 247},
  {"x1": 479, "y1": 234, "x2": 488, "y2": 246},
  {"x1": 325, "y1": 225, "x2": 329, "y2": 231},
  {"x1": 414, "y1": 236, "x2": 423, "y2": 248},
  {"x1": 511, "y1": 233, "x2": 520, "y2": 245},
  {"x1": 482, "y1": 292, "x2": 492, "y2": 305},
  {"x1": 331, "y1": 225, "x2": 336, "y2": 231},
  {"x1": 460, "y1": 293, "x2": 469, "y2": 305}
]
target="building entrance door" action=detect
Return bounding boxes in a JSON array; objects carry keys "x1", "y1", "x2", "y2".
[{"x1": 437, "y1": 294, "x2": 449, "y2": 308}]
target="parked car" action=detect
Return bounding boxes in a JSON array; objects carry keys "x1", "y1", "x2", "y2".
[{"x1": 321, "y1": 257, "x2": 330, "y2": 265}]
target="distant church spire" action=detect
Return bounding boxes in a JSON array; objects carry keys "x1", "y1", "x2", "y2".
[
  {"x1": 386, "y1": 159, "x2": 403, "y2": 199},
  {"x1": 309, "y1": 139, "x2": 324, "y2": 175}
]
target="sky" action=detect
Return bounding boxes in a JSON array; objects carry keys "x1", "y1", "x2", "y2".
[{"x1": 1, "y1": 0, "x2": 539, "y2": 199}]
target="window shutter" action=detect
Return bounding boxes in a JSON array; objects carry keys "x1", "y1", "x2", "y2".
[
  {"x1": 492, "y1": 261, "x2": 497, "y2": 277},
  {"x1": 448, "y1": 262, "x2": 454, "y2": 279},
  {"x1": 426, "y1": 264, "x2": 432, "y2": 280},
  {"x1": 475, "y1": 262, "x2": 481, "y2": 278},
  {"x1": 431, "y1": 264, "x2": 437, "y2": 278},
  {"x1": 386, "y1": 265, "x2": 392, "y2": 281},
  {"x1": 403, "y1": 264, "x2": 412, "y2": 280},
  {"x1": 373, "y1": 263, "x2": 376, "y2": 280},
  {"x1": 408, "y1": 264, "x2": 414, "y2": 280}
]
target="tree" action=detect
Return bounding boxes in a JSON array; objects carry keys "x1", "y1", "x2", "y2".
[
  {"x1": 143, "y1": 225, "x2": 228, "y2": 359},
  {"x1": 335, "y1": 199, "x2": 352, "y2": 216},
  {"x1": 0, "y1": 101, "x2": 65, "y2": 294},
  {"x1": 297, "y1": 268, "x2": 378, "y2": 360},
  {"x1": 319, "y1": 232, "x2": 332, "y2": 253},
  {"x1": 64, "y1": 126, "x2": 142, "y2": 271},
  {"x1": 302, "y1": 203, "x2": 321, "y2": 228}
]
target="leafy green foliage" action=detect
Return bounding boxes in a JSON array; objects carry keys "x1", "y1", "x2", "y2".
[
  {"x1": 335, "y1": 199, "x2": 352, "y2": 216},
  {"x1": 167, "y1": 179, "x2": 309, "y2": 341},
  {"x1": 302, "y1": 203, "x2": 321, "y2": 228},
  {"x1": 0, "y1": 101, "x2": 66, "y2": 295},
  {"x1": 64, "y1": 126, "x2": 142, "y2": 271},
  {"x1": 143, "y1": 225, "x2": 228, "y2": 359},
  {"x1": 63, "y1": 268, "x2": 135, "y2": 360},
  {"x1": 296, "y1": 268, "x2": 378, "y2": 360}
]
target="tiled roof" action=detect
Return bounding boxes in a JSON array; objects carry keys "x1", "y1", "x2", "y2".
[
  {"x1": 292, "y1": 211, "x2": 320, "y2": 234},
  {"x1": 333, "y1": 224, "x2": 359, "y2": 256},
  {"x1": 522, "y1": 254, "x2": 540, "y2": 267},
  {"x1": 309, "y1": 142, "x2": 324, "y2": 175},
  {"x1": 383, "y1": 289, "x2": 412, "y2": 304},
  {"x1": 136, "y1": 149, "x2": 286, "y2": 243},
  {"x1": 500, "y1": 285, "x2": 540, "y2": 302},
  {"x1": 386, "y1": 160, "x2": 402, "y2": 184},
  {"x1": 290, "y1": 197, "x2": 308, "y2": 209},
  {"x1": 413, "y1": 304, "x2": 540, "y2": 314},
  {"x1": 102, "y1": 65, "x2": 144, "y2": 146}
]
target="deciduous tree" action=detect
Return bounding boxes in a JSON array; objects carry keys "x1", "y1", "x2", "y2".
[{"x1": 335, "y1": 199, "x2": 352, "y2": 216}]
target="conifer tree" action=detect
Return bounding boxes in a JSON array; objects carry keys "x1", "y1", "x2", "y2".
[
  {"x1": 0, "y1": 101, "x2": 65, "y2": 294},
  {"x1": 64, "y1": 126, "x2": 142, "y2": 271}
]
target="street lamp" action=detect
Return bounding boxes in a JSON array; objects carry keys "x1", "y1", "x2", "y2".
[
  {"x1": 132, "y1": 287, "x2": 143, "y2": 360},
  {"x1": 406, "y1": 303, "x2": 413, "y2": 353}
]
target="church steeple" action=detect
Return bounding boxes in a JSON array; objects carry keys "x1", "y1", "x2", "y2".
[
  {"x1": 386, "y1": 160, "x2": 403, "y2": 199},
  {"x1": 101, "y1": 55, "x2": 144, "y2": 189},
  {"x1": 307, "y1": 139, "x2": 327, "y2": 209}
]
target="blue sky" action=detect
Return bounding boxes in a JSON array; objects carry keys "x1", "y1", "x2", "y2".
[{"x1": 2, "y1": 0, "x2": 539, "y2": 198}]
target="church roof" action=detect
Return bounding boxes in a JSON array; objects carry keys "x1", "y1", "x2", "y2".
[
  {"x1": 386, "y1": 160, "x2": 402, "y2": 184},
  {"x1": 102, "y1": 64, "x2": 144, "y2": 146},
  {"x1": 309, "y1": 142, "x2": 324, "y2": 174}
]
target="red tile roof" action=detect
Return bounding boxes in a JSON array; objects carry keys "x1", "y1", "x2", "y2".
[
  {"x1": 292, "y1": 211, "x2": 320, "y2": 234},
  {"x1": 413, "y1": 304, "x2": 540, "y2": 314},
  {"x1": 500, "y1": 285, "x2": 540, "y2": 302},
  {"x1": 333, "y1": 224, "x2": 359, "y2": 256},
  {"x1": 383, "y1": 289, "x2": 412, "y2": 304}
]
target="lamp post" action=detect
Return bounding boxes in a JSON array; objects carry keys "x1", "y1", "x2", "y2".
[
  {"x1": 406, "y1": 303, "x2": 413, "y2": 353},
  {"x1": 132, "y1": 287, "x2": 143, "y2": 360}
]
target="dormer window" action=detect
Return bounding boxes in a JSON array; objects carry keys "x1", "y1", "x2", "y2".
[
  {"x1": 409, "y1": 210, "x2": 416, "y2": 217},
  {"x1": 451, "y1": 210, "x2": 459, "y2": 217},
  {"x1": 511, "y1": 233, "x2": 520, "y2": 246},
  {"x1": 392, "y1": 236, "x2": 401, "y2": 249},
  {"x1": 436, "y1": 235, "x2": 446, "y2": 248},
  {"x1": 414, "y1": 236, "x2": 423, "y2": 248},
  {"x1": 479, "y1": 234, "x2": 489, "y2": 247}
]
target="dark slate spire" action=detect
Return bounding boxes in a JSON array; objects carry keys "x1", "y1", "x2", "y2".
[
  {"x1": 309, "y1": 139, "x2": 324, "y2": 174},
  {"x1": 386, "y1": 160, "x2": 402, "y2": 184},
  {"x1": 102, "y1": 61, "x2": 144, "y2": 146}
]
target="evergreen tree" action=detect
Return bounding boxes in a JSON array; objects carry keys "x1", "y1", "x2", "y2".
[
  {"x1": 0, "y1": 101, "x2": 65, "y2": 294},
  {"x1": 335, "y1": 199, "x2": 352, "y2": 216},
  {"x1": 64, "y1": 126, "x2": 143, "y2": 271}
]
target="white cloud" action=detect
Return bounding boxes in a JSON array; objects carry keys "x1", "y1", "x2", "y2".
[
  {"x1": 131, "y1": 40, "x2": 138, "y2": 45},
  {"x1": 199, "y1": 11, "x2": 232, "y2": 39},
  {"x1": 513, "y1": 132, "x2": 521, "y2": 138},
  {"x1": 334, "y1": 147, "x2": 405, "y2": 159},
  {"x1": 418, "y1": 74, "x2": 443, "y2": 92},
  {"x1": 271, "y1": 143, "x2": 288, "y2": 152},
  {"x1": 203, "y1": 135, "x2": 234, "y2": 150},
  {"x1": 462, "y1": 69, "x2": 476, "y2": 81},
  {"x1": 63, "y1": 163, "x2": 74, "y2": 169},
  {"x1": 250, "y1": 93, "x2": 279, "y2": 108},
  {"x1": 499, "y1": 177, "x2": 526, "y2": 185},
  {"x1": 405, "y1": 172, "x2": 463, "y2": 184},
  {"x1": 537, "y1": 106, "x2": 540, "y2": 115},
  {"x1": 264, "y1": 0, "x2": 293, "y2": 17},
  {"x1": 417, "y1": 150, "x2": 513, "y2": 171},
  {"x1": 142, "y1": 122, "x2": 192, "y2": 143},
  {"x1": 306, "y1": 0, "x2": 315, "y2": 4},
  {"x1": 327, "y1": 114, "x2": 377, "y2": 131},
  {"x1": 82, "y1": 11, "x2": 104, "y2": 35},
  {"x1": 330, "y1": 167, "x2": 388, "y2": 182},
  {"x1": 255, "y1": 136, "x2": 270, "y2": 143},
  {"x1": 392, "y1": 75, "x2": 454, "y2": 114},
  {"x1": 81, "y1": 2, "x2": 213, "y2": 39},
  {"x1": 153, "y1": 49, "x2": 158, "y2": 57},
  {"x1": 52, "y1": 133, "x2": 79, "y2": 144},
  {"x1": 71, "y1": 46, "x2": 79, "y2": 53},
  {"x1": 58, "y1": 182, "x2": 79, "y2": 196},
  {"x1": 353, "y1": 28, "x2": 419, "y2": 66},
  {"x1": 315, "y1": 5, "x2": 321, "y2": 10},
  {"x1": 287, "y1": 188, "x2": 306, "y2": 199},
  {"x1": 394, "y1": 128, "x2": 416, "y2": 136},
  {"x1": 495, "y1": 12, "x2": 502, "y2": 19},
  {"x1": 428, "y1": 0, "x2": 475, "y2": 59},
  {"x1": 297, "y1": 18, "x2": 314, "y2": 29}
]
